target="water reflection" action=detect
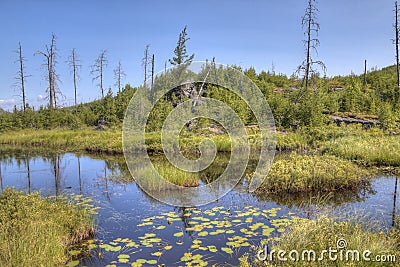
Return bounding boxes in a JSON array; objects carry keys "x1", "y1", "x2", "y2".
[
  {"x1": 0, "y1": 150, "x2": 399, "y2": 265},
  {"x1": 392, "y1": 177, "x2": 398, "y2": 228}
]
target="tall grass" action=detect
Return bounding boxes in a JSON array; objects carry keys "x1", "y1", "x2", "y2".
[
  {"x1": 0, "y1": 188, "x2": 96, "y2": 266},
  {"x1": 0, "y1": 128, "x2": 313, "y2": 155},
  {"x1": 324, "y1": 134, "x2": 400, "y2": 166},
  {"x1": 243, "y1": 216, "x2": 398, "y2": 266},
  {"x1": 0, "y1": 128, "x2": 123, "y2": 154},
  {"x1": 256, "y1": 153, "x2": 372, "y2": 194}
]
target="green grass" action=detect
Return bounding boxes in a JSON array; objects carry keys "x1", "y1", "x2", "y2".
[
  {"x1": 324, "y1": 134, "x2": 400, "y2": 166},
  {"x1": 0, "y1": 128, "x2": 123, "y2": 154},
  {"x1": 241, "y1": 216, "x2": 399, "y2": 266},
  {"x1": 0, "y1": 188, "x2": 97, "y2": 267},
  {"x1": 255, "y1": 153, "x2": 372, "y2": 194},
  {"x1": 0, "y1": 128, "x2": 308, "y2": 155}
]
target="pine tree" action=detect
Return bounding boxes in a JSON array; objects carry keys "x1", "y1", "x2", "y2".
[{"x1": 169, "y1": 26, "x2": 194, "y2": 65}]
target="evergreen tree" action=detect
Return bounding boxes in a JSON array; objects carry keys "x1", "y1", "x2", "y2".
[{"x1": 169, "y1": 26, "x2": 195, "y2": 65}]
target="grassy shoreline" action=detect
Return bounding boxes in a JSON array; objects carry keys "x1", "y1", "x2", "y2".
[
  {"x1": 241, "y1": 215, "x2": 400, "y2": 267},
  {"x1": 0, "y1": 128, "x2": 307, "y2": 154},
  {"x1": 0, "y1": 188, "x2": 97, "y2": 266},
  {"x1": 0, "y1": 125, "x2": 398, "y2": 169}
]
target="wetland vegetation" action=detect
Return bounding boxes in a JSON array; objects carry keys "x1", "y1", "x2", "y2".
[
  {"x1": 0, "y1": 188, "x2": 97, "y2": 266},
  {"x1": 1, "y1": 1, "x2": 400, "y2": 265}
]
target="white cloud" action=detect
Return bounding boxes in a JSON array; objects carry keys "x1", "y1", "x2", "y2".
[
  {"x1": 37, "y1": 94, "x2": 46, "y2": 101},
  {"x1": 0, "y1": 99, "x2": 17, "y2": 106}
]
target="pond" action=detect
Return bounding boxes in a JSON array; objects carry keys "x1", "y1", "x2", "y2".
[{"x1": 0, "y1": 151, "x2": 398, "y2": 266}]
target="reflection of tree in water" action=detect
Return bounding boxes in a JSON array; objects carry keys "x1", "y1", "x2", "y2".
[
  {"x1": 78, "y1": 155, "x2": 82, "y2": 194},
  {"x1": 175, "y1": 207, "x2": 194, "y2": 238},
  {"x1": 25, "y1": 154, "x2": 31, "y2": 193},
  {"x1": 99, "y1": 161, "x2": 110, "y2": 201},
  {"x1": 0, "y1": 162, "x2": 3, "y2": 192},
  {"x1": 50, "y1": 153, "x2": 63, "y2": 197},
  {"x1": 253, "y1": 184, "x2": 375, "y2": 218},
  {"x1": 392, "y1": 177, "x2": 398, "y2": 228}
]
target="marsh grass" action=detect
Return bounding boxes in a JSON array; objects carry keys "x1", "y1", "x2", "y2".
[
  {"x1": 244, "y1": 216, "x2": 399, "y2": 267},
  {"x1": 0, "y1": 128, "x2": 123, "y2": 154},
  {"x1": 0, "y1": 188, "x2": 96, "y2": 267},
  {"x1": 324, "y1": 134, "x2": 400, "y2": 167},
  {"x1": 256, "y1": 153, "x2": 372, "y2": 194},
  {"x1": 0, "y1": 127, "x2": 312, "y2": 156}
]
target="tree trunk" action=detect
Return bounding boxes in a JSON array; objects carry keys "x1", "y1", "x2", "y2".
[
  {"x1": 363, "y1": 59, "x2": 367, "y2": 92},
  {"x1": 100, "y1": 59, "x2": 104, "y2": 98},
  {"x1": 396, "y1": 1, "x2": 400, "y2": 103},
  {"x1": 18, "y1": 43, "x2": 26, "y2": 111},
  {"x1": 151, "y1": 54, "x2": 155, "y2": 89},
  {"x1": 72, "y1": 49, "x2": 78, "y2": 112},
  {"x1": 305, "y1": 0, "x2": 312, "y2": 90}
]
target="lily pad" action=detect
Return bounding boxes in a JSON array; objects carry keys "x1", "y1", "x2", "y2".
[
  {"x1": 173, "y1": 232, "x2": 183, "y2": 237},
  {"x1": 221, "y1": 247, "x2": 234, "y2": 254}
]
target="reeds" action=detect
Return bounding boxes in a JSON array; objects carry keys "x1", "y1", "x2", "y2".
[
  {"x1": 0, "y1": 188, "x2": 96, "y2": 266},
  {"x1": 256, "y1": 153, "x2": 372, "y2": 194},
  {"x1": 245, "y1": 215, "x2": 398, "y2": 266},
  {"x1": 324, "y1": 134, "x2": 400, "y2": 166}
]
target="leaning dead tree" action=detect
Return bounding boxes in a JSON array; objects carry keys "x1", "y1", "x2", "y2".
[
  {"x1": 91, "y1": 50, "x2": 108, "y2": 98},
  {"x1": 15, "y1": 42, "x2": 29, "y2": 111},
  {"x1": 35, "y1": 33, "x2": 60, "y2": 109},
  {"x1": 395, "y1": 1, "x2": 400, "y2": 103},
  {"x1": 296, "y1": 0, "x2": 326, "y2": 93},
  {"x1": 114, "y1": 60, "x2": 126, "y2": 93},
  {"x1": 67, "y1": 48, "x2": 81, "y2": 111}
]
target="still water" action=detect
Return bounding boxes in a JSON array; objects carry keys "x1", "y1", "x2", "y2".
[{"x1": 0, "y1": 152, "x2": 398, "y2": 266}]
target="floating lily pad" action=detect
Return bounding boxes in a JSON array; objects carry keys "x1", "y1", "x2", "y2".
[
  {"x1": 151, "y1": 251, "x2": 163, "y2": 257},
  {"x1": 221, "y1": 247, "x2": 234, "y2": 254},
  {"x1": 173, "y1": 232, "x2": 183, "y2": 237},
  {"x1": 198, "y1": 231, "x2": 208, "y2": 237}
]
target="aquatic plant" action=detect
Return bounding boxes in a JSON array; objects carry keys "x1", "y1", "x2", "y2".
[
  {"x1": 255, "y1": 153, "x2": 372, "y2": 194},
  {"x1": 88, "y1": 206, "x2": 295, "y2": 266}
]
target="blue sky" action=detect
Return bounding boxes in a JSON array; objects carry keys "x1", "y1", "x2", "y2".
[{"x1": 0, "y1": 0, "x2": 395, "y2": 110}]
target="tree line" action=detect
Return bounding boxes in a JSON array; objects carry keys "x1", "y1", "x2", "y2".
[{"x1": 2, "y1": 0, "x2": 400, "y2": 132}]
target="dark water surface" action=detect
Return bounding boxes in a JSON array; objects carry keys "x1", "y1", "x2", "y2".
[{"x1": 0, "y1": 152, "x2": 398, "y2": 266}]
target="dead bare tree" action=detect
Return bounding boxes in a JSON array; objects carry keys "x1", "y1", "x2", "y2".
[
  {"x1": 395, "y1": 1, "x2": 400, "y2": 103},
  {"x1": 67, "y1": 48, "x2": 81, "y2": 112},
  {"x1": 35, "y1": 33, "x2": 60, "y2": 109},
  {"x1": 113, "y1": 60, "x2": 126, "y2": 93},
  {"x1": 296, "y1": 0, "x2": 326, "y2": 93},
  {"x1": 15, "y1": 42, "x2": 29, "y2": 111},
  {"x1": 151, "y1": 54, "x2": 155, "y2": 88},
  {"x1": 91, "y1": 50, "x2": 108, "y2": 98},
  {"x1": 142, "y1": 44, "x2": 151, "y2": 87},
  {"x1": 363, "y1": 59, "x2": 367, "y2": 92}
]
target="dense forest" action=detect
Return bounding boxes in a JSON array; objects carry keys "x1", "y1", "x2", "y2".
[
  {"x1": 1, "y1": 0, "x2": 400, "y2": 133},
  {"x1": 0, "y1": 64, "x2": 399, "y2": 132}
]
